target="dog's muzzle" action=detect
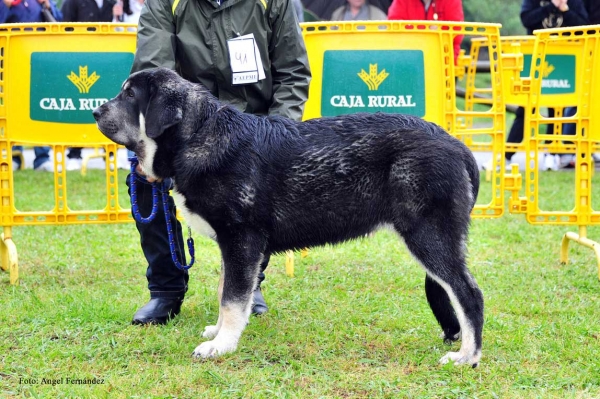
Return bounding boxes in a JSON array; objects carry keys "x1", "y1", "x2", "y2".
[{"x1": 92, "y1": 107, "x2": 104, "y2": 121}]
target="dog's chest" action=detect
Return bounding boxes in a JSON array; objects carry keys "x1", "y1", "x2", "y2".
[{"x1": 172, "y1": 187, "x2": 217, "y2": 240}]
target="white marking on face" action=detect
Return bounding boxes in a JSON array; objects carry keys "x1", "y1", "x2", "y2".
[
  {"x1": 172, "y1": 187, "x2": 217, "y2": 240},
  {"x1": 137, "y1": 112, "x2": 159, "y2": 180}
]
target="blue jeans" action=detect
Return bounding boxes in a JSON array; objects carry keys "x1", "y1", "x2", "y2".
[
  {"x1": 562, "y1": 107, "x2": 577, "y2": 136},
  {"x1": 12, "y1": 146, "x2": 51, "y2": 169}
]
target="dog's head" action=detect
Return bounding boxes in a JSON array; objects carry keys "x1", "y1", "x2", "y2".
[
  {"x1": 93, "y1": 68, "x2": 190, "y2": 178},
  {"x1": 93, "y1": 68, "x2": 185, "y2": 147}
]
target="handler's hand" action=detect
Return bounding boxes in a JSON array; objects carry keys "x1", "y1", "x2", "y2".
[
  {"x1": 551, "y1": 0, "x2": 569, "y2": 11},
  {"x1": 113, "y1": 2, "x2": 123, "y2": 17}
]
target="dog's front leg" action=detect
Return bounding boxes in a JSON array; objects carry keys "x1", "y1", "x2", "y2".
[
  {"x1": 202, "y1": 260, "x2": 225, "y2": 339},
  {"x1": 192, "y1": 234, "x2": 264, "y2": 359}
]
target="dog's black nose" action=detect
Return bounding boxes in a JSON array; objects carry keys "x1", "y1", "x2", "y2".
[{"x1": 92, "y1": 108, "x2": 103, "y2": 121}]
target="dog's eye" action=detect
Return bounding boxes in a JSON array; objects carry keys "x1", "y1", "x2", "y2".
[{"x1": 126, "y1": 89, "x2": 134, "y2": 98}]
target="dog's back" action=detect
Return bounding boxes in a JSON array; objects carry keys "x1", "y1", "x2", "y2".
[{"x1": 242, "y1": 112, "x2": 480, "y2": 254}]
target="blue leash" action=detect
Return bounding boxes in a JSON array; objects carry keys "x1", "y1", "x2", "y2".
[{"x1": 129, "y1": 156, "x2": 195, "y2": 271}]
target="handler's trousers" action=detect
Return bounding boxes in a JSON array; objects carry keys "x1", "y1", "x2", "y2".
[{"x1": 126, "y1": 174, "x2": 268, "y2": 300}]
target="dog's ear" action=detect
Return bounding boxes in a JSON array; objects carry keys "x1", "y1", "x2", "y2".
[{"x1": 144, "y1": 80, "x2": 183, "y2": 139}]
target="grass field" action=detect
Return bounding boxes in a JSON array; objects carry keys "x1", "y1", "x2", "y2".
[{"x1": 1, "y1": 169, "x2": 600, "y2": 398}]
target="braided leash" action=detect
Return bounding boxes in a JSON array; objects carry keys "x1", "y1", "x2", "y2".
[
  {"x1": 129, "y1": 158, "x2": 159, "y2": 223},
  {"x1": 129, "y1": 156, "x2": 195, "y2": 270}
]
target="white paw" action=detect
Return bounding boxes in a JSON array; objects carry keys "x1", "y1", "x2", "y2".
[
  {"x1": 192, "y1": 339, "x2": 238, "y2": 359},
  {"x1": 202, "y1": 325, "x2": 219, "y2": 339},
  {"x1": 439, "y1": 351, "x2": 480, "y2": 367}
]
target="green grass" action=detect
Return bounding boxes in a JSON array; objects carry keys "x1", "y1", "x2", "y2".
[{"x1": 1, "y1": 170, "x2": 600, "y2": 398}]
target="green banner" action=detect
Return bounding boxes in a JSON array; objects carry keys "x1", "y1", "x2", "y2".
[
  {"x1": 321, "y1": 50, "x2": 425, "y2": 117},
  {"x1": 30, "y1": 52, "x2": 133, "y2": 124},
  {"x1": 522, "y1": 54, "x2": 576, "y2": 95}
]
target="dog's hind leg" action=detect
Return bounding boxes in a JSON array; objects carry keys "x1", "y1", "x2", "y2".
[
  {"x1": 399, "y1": 221, "x2": 484, "y2": 367},
  {"x1": 192, "y1": 232, "x2": 265, "y2": 359},
  {"x1": 425, "y1": 275, "x2": 461, "y2": 344}
]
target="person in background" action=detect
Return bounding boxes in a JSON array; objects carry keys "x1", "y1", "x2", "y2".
[
  {"x1": 112, "y1": 0, "x2": 144, "y2": 23},
  {"x1": 61, "y1": 0, "x2": 115, "y2": 171},
  {"x1": 331, "y1": 0, "x2": 387, "y2": 20},
  {"x1": 521, "y1": 0, "x2": 588, "y2": 28},
  {"x1": 387, "y1": 0, "x2": 464, "y2": 64},
  {"x1": 501, "y1": 0, "x2": 588, "y2": 171},
  {"x1": 1, "y1": 0, "x2": 62, "y2": 172},
  {"x1": 0, "y1": 0, "x2": 61, "y2": 22},
  {"x1": 61, "y1": 0, "x2": 114, "y2": 24},
  {"x1": 553, "y1": 0, "x2": 597, "y2": 167},
  {"x1": 303, "y1": 0, "x2": 391, "y2": 20},
  {"x1": 127, "y1": 0, "x2": 311, "y2": 325}
]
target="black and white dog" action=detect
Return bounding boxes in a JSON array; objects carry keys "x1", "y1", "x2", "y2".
[{"x1": 93, "y1": 68, "x2": 484, "y2": 367}]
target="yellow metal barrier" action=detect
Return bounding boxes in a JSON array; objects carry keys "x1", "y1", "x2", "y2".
[
  {"x1": 301, "y1": 21, "x2": 506, "y2": 220},
  {"x1": 519, "y1": 25, "x2": 600, "y2": 278},
  {"x1": 467, "y1": 35, "x2": 583, "y2": 180},
  {"x1": 466, "y1": 27, "x2": 600, "y2": 278},
  {"x1": 0, "y1": 23, "x2": 295, "y2": 283},
  {"x1": 285, "y1": 21, "x2": 506, "y2": 275},
  {"x1": 7, "y1": 23, "x2": 596, "y2": 283},
  {"x1": 0, "y1": 23, "x2": 137, "y2": 284}
]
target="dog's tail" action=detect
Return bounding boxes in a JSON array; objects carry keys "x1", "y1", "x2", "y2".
[{"x1": 464, "y1": 148, "x2": 480, "y2": 210}]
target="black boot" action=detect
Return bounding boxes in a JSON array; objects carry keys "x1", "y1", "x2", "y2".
[
  {"x1": 252, "y1": 255, "x2": 269, "y2": 315},
  {"x1": 132, "y1": 298, "x2": 183, "y2": 325},
  {"x1": 127, "y1": 174, "x2": 188, "y2": 326},
  {"x1": 252, "y1": 287, "x2": 268, "y2": 316}
]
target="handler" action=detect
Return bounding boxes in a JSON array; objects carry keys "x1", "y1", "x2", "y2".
[{"x1": 128, "y1": 0, "x2": 311, "y2": 325}]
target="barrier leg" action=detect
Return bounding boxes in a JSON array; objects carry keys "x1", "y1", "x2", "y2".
[
  {"x1": 81, "y1": 148, "x2": 103, "y2": 177},
  {"x1": 0, "y1": 235, "x2": 6, "y2": 272},
  {"x1": 560, "y1": 232, "x2": 571, "y2": 265},
  {"x1": 1, "y1": 229, "x2": 19, "y2": 285},
  {"x1": 560, "y1": 225, "x2": 600, "y2": 281},
  {"x1": 12, "y1": 150, "x2": 25, "y2": 170},
  {"x1": 285, "y1": 250, "x2": 294, "y2": 277}
]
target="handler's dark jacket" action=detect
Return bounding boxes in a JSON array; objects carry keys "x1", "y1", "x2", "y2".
[{"x1": 132, "y1": 0, "x2": 311, "y2": 121}]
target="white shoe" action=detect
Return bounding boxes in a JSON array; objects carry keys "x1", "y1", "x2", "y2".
[
  {"x1": 558, "y1": 154, "x2": 575, "y2": 169},
  {"x1": 34, "y1": 160, "x2": 54, "y2": 172},
  {"x1": 66, "y1": 158, "x2": 82, "y2": 171},
  {"x1": 482, "y1": 157, "x2": 512, "y2": 172},
  {"x1": 482, "y1": 158, "x2": 494, "y2": 171},
  {"x1": 543, "y1": 154, "x2": 559, "y2": 171},
  {"x1": 504, "y1": 162, "x2": 517, "y2": 172}
]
